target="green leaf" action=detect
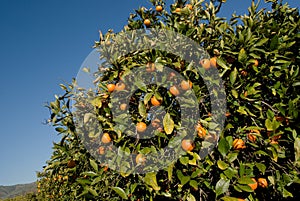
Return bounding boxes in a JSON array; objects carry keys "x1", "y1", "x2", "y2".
[
  {"x1": 218, "y1": 138, "x2": 230, "y2": 157},
  {"x1": 235, "y1": 184, "x2": 253, "y2": 192},
  {"x1": 282, "y1": 188, "x2": 293, "y2": 198},
  {"x1": 176, "y1": 170, "x2": 190, "y2": 186},
  {"x1": 144, "y1": 93, "x2": 153, "y2": 105},
  {"x1": 238, "y1": 48, "x2": 247, "y2": 63},
  {"x1": 186, "y1": 193, "x2": 196, "y2": 201},
  {"x1": 179, "y1": 156, "x2": 189, "y2": 165},
  {"x1": 231, "y1": 89, "x2": 238, "y2": 99},
  {"x1": 255, "y1": 163, "x2": 266, "y2": 174},
  {"x1": 230, "y1": 67, "x2": 238, "y2": 85},
  {"x1": 216, "y1": 179, "x2": 230, "y2": 197},
  {"x1": 111, "y1": 187, "x2": 128, "y2": 199},
  {"x1": 167, "y1": 162, "x2": 174, "y2": 181},
  {"x1": 144, "y1": 172, "x2": 161, "y2": 191},
  {"x1": 163, "y1": 113, "x2": 174, "y2": 134},
  {"x1": 189, "y1": 180, "x2": 198, "y2": 190},
  {"x1": 89, "y1": 159, "x2": 98, "y2": 172},
  {"x1": 294, "y1": 137, "x2": 300, "y2": 167},
  {"x1": 221, "y1": 197, "x2": 240, "y2": 201},
  {"x1": 238, "y1": 177, "x2": 254, "y2": 184},
  {"x1": 217, "y1": 160, "x2": 229, "y2": 170},
  {"x1": 138, "y1": 101, "x2": 147, "y2": 118},
  {"x1": 227, "y1": 152, "x2": 238, "y2": 163},
  {"x1": 87, "y1": 187, "x2": 98, "y2": 196}
]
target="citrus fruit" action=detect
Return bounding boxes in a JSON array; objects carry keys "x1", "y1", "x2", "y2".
[
  {"x1": 101, "y1": 133, "x2": 111, "y2": 144},
  {"x1": 196, "y1": 123, "x2": 206, "y2": 138},
  {"x1": 144, "y1": 19, "x2": 151, "y2": 27},
  {"x1": 156, "y1": 5, "x2": 163, "y2": 12},
  {"x1": 175, "y1": 8, "x2": 181, "y2": 12},
  {"x1": 200, "y1": 58, "x2": 211, "y2": 70},
  {"x1": 107, "y1": 84, "x2": 115, "y2": 92},
  {"x1": 248, "y1": 178, "x2": 258, "y2": 190},
  {"x1": 120, "y1": 103, "x2": 127, "y2": 111},
  {"x1": 151, "y1": 96, "x2": 161, "y2": 106},
  {"x1": 233, "y1": 139, "x2": 246, "y2": 150},
  {"x1": 98, "y1": 146, "x2": 105, "y2": 155},
  {"x1": 254, "y1": 59, "x2": 259, "y2": 66},
  {"x1": 170, "y1": 85, "x2": 180, "y2": 96},
  {"x1": 115, "y1": 82, "x2": 125, "y2": 91},
  {"x1": 210, "y1": 57, "x2": 217, "y2": 67},
  {"x1": 136, "y1": 154, "x2": 146, "y2": 165},
  {"x1": 258, "y1": 178, "x2": 268, "y2": 188},
  {"x1": 136, "y1": 122, "x2": 147, "y2": 133},
  {"x1": 180, "y1": 80, "x2": 192, "y2": 90},
  {"x1": 186, "y1": 4, "x2": 193, "y2": 10},
  {"x1": 181, "y1": 139, "x2": 195, "y2": 151}
]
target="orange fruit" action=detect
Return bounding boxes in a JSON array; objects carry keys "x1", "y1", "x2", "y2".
[
  {"x1": 101, "y1": 133, "x2": 111, "y2": 144},
  {"x1": 248, "y1": 178, "x2": 258, "y2": 190},
  {"x1": 136, "y1": 154, "x2": 146, "y2": 165},
  {"x1": 186, "y1": 4, "x2": 193, "y2": 10},
  {"x1": 237, "y1": 199, "x2": 245, "y2": 201},
  {"x1": 151, "y1": 96, "x2": 161, "y2": 106},
  {"x1": 181, "y1": 139, "x2": 195, "y2": 151},
  {"x1": 225, "y1": 112, "x2": 231, "y2": 117},
  {"x1": 156, "y1": 5, "x2": 163, "y2": 12},
  {"x1": 210, "y1": 57, "x2": 217, "y2": 67},
  {"x1": 151, "y1": 118, "x2": 160, "y2": 128},
  {"x1": 103, "y1": 165, "x2": 109, "y2": 171},
  {"x1": 67, "y1": 160, "x2": 76, "y2": 168},
  {"x1": 233, "y1": 139, "x2": 246, "y2": 150},
  {"x1": 115, "y1": 82, "x2": 125, "y2": 91},
  {"x1": 247, "y1": 134, "x2": 257, "y2": 142},
  {"x1": 254, "y1": 59, "x2": 259, "y2": 66},
  {"x1": 136, "y1": 122, "x2": 147, "y2": 133},
  {"x1": 170, "y1": 85, "x2": 180, "y2": 96},
  {"x1": 180, "y1": 80, "x2": 192, "y2": 90},
  {"x1": 196, "y1": 124, "x2": 206, "y2": 138},
  {"x1": 107, "y1": 84, "x2": 115, "y2": 92},
  {"x1": 200, "y1": 59, "x2": 211, "y2": 70},
  {"x1": 258, "y1": 178, "x2": 268, "y2": 188},
  {"x1": 98, "y1": 146, "x2": 105, "y2": 155},
  {"x1": 144, "y1": 19, "x2": 151, "y2": 27},
  {"x1": 175, "y1": 8, "x2": 181, "y2": 12},
  {"x1": 120, "y1": 103, "x2": 127, "y2": 111},
  {"x1": 146, "y1": 62, "x2": 155, "y2": 72}
]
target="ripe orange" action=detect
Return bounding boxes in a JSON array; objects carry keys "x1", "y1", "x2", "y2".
[
  {"x1": 115, "y1": 82, "x2": 125, "y2": 91},
  {"x1": 120, "y1": 103, "x2": 127, "y2": 111},
  {"x1": 258, "y1": 178, "x2": 268, "y2": 188},
  {"x1": 151, "y1": 96, "x2": 161, "y2": 106},
  {"x1": 248, "y1": 178, "x2": 258, "y2": 190},
  {"x1": 225, "y1": 112, "x2": 231, "y2": 117},
  {"x1": 107, "y1": 84, "x2": 115, "y2": 92},
  {"x1": 254, "y1": 59, "x2": 259, "y2": 67},
  {"x1": 175, "y1": 8, "x2": 181, "y2": 12},
  {"x1": 233, "y1": 139, "x2": 246, "y2": 150},
  {"x1": 181, "y1": 139, "x2": 195, "y2": 151},
  {"x1": 101, "y1": 133, "x2": 111, "y2": 144},
  {"x1": 210, "y1": 57, "x2": 217, "y2": 67},
  {"x1": 98, "y1": 146, "x2": 105, "y2": 155},
  {"x1": 186, "y1": 4, "x2": 193, "y2": 10},
  {"x1": 237, "y1": 199, "x2": 245, "y2": 201},
  {"x1": 103, "y1": 165, "x2": 109, "y2": 171},
  {"x1": 196, "y1": 123, "x2": 206, "y2": 138},
  {"x1": 156, "y1": 5, "x2": 163, "y2": 12},
  {"x1": 136, "y1": 122, "x2": 147, "y2": 133},
  {"x1": 200, "y1": 59, "x2": 211, "y2": 70},
  {"x1": 67, "y1": 160, "x2": 76, "y2": 168},
  {"x1": 136, "y1": 153, "x2": 146, "y2": 165},
  {"x1": 180, "y1": 80, "x2": 192, "y2": 90},
  {"x1": 170, "y1": 85, "x2": 180, "y2": 96},
  {"x1": 144, "y1": 19, "x2": 151, "y2": 27},
  {"x1": 247, "y1": 134, "x2": 257, "y2": 142}
]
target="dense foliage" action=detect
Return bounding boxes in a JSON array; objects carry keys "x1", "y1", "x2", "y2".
[{"x1": 38, "y1": 0, "x2": 300, "y2": 200}]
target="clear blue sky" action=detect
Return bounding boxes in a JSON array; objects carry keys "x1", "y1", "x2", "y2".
[{"x1": 0, "y1": 0, "x2": 298, "y2": 186}]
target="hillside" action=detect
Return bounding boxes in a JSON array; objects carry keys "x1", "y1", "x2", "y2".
[{"x1": 0, "y1": 182, "x2": 37, "y2": 199}]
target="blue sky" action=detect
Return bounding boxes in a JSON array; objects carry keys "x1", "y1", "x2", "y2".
[{"x1": 0, "y1": 0, "x2": 298, "y2": 186}]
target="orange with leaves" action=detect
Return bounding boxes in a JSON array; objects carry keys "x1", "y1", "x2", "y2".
[{"x1": 181, "y1": 139, "x2": 195, "y2": 151}]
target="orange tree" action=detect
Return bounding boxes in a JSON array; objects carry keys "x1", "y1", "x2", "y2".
[{"x1": 38, "y1": 0, "x2": 300, "y2": 200}]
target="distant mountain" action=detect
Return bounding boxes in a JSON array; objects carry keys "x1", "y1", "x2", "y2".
[{"x1": 0, "y1": 182, "x2": 37, "y2": 199}]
